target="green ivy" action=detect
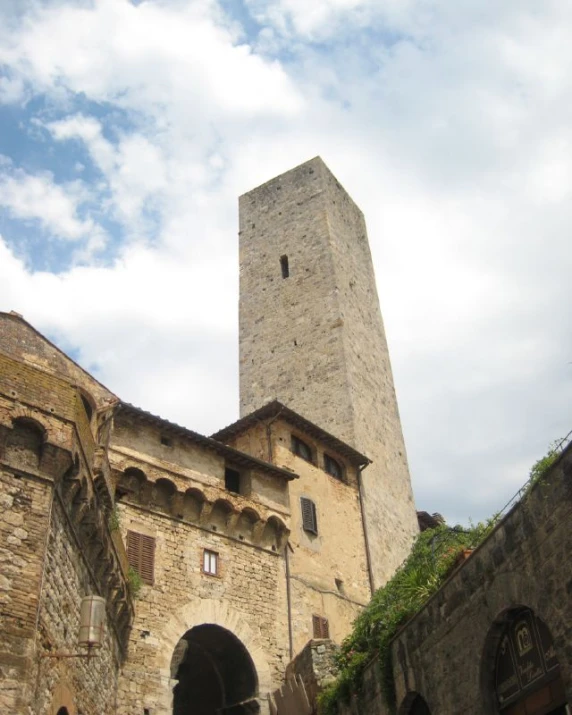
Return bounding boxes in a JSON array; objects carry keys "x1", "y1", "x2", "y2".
[
  {"x1": 128, "y1": 567, "x2": 143, "y2": 599},
  {"x1": 108, "y1": 506, "x2": 121, "y2": 532},
  {"x1": 317, "y1": 443, "x2": 562, "y2": 715}
]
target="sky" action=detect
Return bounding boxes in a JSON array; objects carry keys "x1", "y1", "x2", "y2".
[{"x1": 0, "y1": 0, "x2": 571, "y2": 526}]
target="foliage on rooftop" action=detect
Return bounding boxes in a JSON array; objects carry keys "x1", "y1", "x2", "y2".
[{"x1": 317, "y1": 443, "x2": 561, "y2": 715}]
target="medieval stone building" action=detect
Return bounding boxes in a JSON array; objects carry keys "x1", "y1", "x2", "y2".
[{"x1": 0, "y1": 157, "x2": 419, "y2": 714}]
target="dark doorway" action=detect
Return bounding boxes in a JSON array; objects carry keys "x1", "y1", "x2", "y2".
[
  {"x1": 408, "y1": 695, "x2": 432, "y2": 715},
  {"x1": 171, "y1": 624, "x2": 259, "y2": 715}
]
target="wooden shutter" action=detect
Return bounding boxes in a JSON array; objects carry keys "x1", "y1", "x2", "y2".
[
  {"x1": 126, "y1": 530, "x2": 155, "y2": 585},
  {"x1": 312, "y1": 615, "x2": 329, "y2": 639},
  {"x1": 300, "y1": 497, "x2": 318, "y2": 535}
]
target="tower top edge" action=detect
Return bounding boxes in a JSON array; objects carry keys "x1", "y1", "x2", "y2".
[{"x1": 240, "y1": 156, "x2": 336, "y2": 197}]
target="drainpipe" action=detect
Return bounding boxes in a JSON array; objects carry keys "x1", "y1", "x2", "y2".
[
  {"x1": 357, "y1": 462, "x2": 375, "y2": 596},
  {"x1": 285, "y1": 541, "x2": 294, "y2": 660}
]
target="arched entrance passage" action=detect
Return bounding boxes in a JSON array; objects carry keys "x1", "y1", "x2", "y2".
[
  {"x1": 399, "y1": 692, "x2": 432, "y2": 715},
  {"x1": 171, "y1": 624, "x2": 259, "y2": 715},
  {"x1": 489, "y1": 607, "x2": 568, "y2": 715}
]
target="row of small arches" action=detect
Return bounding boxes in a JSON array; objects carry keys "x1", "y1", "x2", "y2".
[{"x1": 117, "y1": 467, "x2": 288, "y2": 550}]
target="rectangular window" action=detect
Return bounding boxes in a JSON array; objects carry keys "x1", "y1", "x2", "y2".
[
  {"x1": 280, "y1": 254, "x2": 289, "y2": 278},
  {"x1": 324, "y1": 454, "x2": 344, "y2": 481},
  {"x1": 312, "y1": 615, "x2": 330, "y2": 639},
  {"x1": 292, "y1": 435, "x2": 313, "y2": 463},
  {"x1": 300, "y1": 497, "x2": 318, "y2": 535},
  {"x1": 126, "y1": 530, "x2": 156, "y2": 585},
  {"x1": 203, "y1": 549, "x2": 219, "y2": 576},
  {"x1": 225, "y1": 467, "x2": 241, "y2": 494}
]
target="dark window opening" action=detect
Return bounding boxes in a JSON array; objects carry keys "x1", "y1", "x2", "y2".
[
  {"x1": 160, "y1": 435, "x2": 172, "y2": 447},
  {"x1": 126, "y1": 530, "x2": 156, "y2": 585},
  {"x1": 335, "y1": 578, "x2": 345, "y2": 594},
  {"x1": 292, "y1": 435, "x2": 313, "y2": 463},
  {"x1": 280, "y1": 254, "x2": 289, "y2": 278},
  {"x1": 312, "y1": 615, "x2": 330, "y2": 639},
  {"x1": 324, "y1": 454, "x2": 344, "y2": 480},
  {"x1": 301, "y1": 497, "x2": 318, "y2": 535},
  {"x1": 80, "y1": 395, "x2": 93, "y2": 422},
  {"x1": 225, "y1": 468, "x2": 241, "y2": 494}
]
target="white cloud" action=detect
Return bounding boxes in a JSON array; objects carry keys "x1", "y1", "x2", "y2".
[
  {"x1": 0, "y1": 0, "x2": 571, "y2": 527},
  {"x1": 0, "y1": 168, "x2": 102, "y2": 243}
]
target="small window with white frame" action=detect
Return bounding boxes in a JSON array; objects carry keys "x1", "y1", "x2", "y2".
[{"x1": 202, "y1": 549, "x2": 219, "y2": 576}]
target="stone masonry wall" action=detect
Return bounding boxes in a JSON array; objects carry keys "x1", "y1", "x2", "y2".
[
  {"x1": 222, "y1": 417, "x2": 371, "y2": 655},
  {"x1": 238, "y1": 158, "x2": 418, "y2": 589},
  {"x1": 115, "y1": 502, "x2": 290, "y2": 715},
  {"x1": 0, "y1": 313, "x2": 116, "y2": 408},
  {"x1": 35, "y1": 498, "x2": 122, "y2": 715},
  {"x1": 0, "y1": 468, "x2": 52, "y2": 713},
  {"x1": 332, "y1": 445, "x2": 572, "y2": 714}
]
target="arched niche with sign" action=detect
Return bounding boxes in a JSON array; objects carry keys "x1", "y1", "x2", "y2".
[{"x1": 490, "y1": 607, "x2": 568, "y2": 715}]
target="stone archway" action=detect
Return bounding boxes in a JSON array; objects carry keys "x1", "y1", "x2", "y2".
[
  {"x1": 171, "y1": 624, "x2": 259, "y2": 714},
  {"x1": 158, "y1": 599, "x2": 273, "y2": 715},
  {"x1": 399, "y1": 692, "x2": 432, "y2": 715}
]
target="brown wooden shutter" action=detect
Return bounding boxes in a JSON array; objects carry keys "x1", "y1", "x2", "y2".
[
  {"x1": 126, "y1": 530, "x2": 155, "y2": 585},
  {"x1": 301, "y1": 497, "x2": 318, "y2": 535},
  {"x1": 312, "y1": 615, "x2": 329, "y2": 639}
]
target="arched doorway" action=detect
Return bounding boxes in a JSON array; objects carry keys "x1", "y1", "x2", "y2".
[
  {"x1": 400, "y1": 692, "x2": 432, "y2": 715},
  {"x1": 56, "y1": 710, "x2": 69, "y2": 715},
  {"x1": 492, "y1": 607, "x2": 568, "y2": 715},
  {"x1": 171, "y1": 624, "x2": 259, "y2": 714}
]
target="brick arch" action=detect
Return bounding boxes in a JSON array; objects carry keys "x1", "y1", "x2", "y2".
[
  {"x1": 10, "y1": 407, "x2": 51, "y2": 441},
  {"x1": 158, "y1": 598, "x2": 273, "y2": 705}
]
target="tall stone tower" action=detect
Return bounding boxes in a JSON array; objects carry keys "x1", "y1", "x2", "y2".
[{"x1": 239, "y1": 156, "x2": 418, "y2": 587}]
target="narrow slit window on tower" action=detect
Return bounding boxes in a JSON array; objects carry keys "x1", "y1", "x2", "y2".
[{"x1": 280, "y1": 254, "x2": 289, "y2": 278}]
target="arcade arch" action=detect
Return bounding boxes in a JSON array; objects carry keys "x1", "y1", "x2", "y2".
[{"x1": 170, "y1": 624, "x2": 259, "y2": 714}]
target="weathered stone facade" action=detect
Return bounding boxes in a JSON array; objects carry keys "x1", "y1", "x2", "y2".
[
  {"x1": 334, "y1": 444, "x2": 572, "y2": 715},
  {"x1": 213, "y1": 403, "x2": 372, "y2": 655},
  {"x1": 0, "y1": 314, "x2": 133, "y2": 715},
  {"x1": 110, "y1": 405, "x2": 293, "y2": 714},
  {"x1": 238, "y1": 157, "x2": 418, "y2": 588}
]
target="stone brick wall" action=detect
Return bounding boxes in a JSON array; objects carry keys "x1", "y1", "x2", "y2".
[
  {"x1": 219, "y1": 417, "x2": 371, "y2": 654},
  {"x1": 0, "y1": 468, "x2": 52, "y2": 712},
  {"x1": 115, "y1": 502, "x2": 290, "y2": 714},
  {"x1": 35, "y1": 499, "x2": 122, "y2": 715},
  {"x1": 238, "y1": 157, "x2": 418, "y2": 589},
  {"x1": 110, "y1": 412, "x2": 293, "y2": 714},
  {"x1": 285, "y1": 639, "x2": 340, "y2": 708},
  {"x1": 0, "y1": 312, "x2": 116, "y2": 408},
  {"x1": 330, "y1": 445, "x2": 572, "y2": 714},
  {"x1": 0, "y1": 333, "x2": 131, "y2": 715}
]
